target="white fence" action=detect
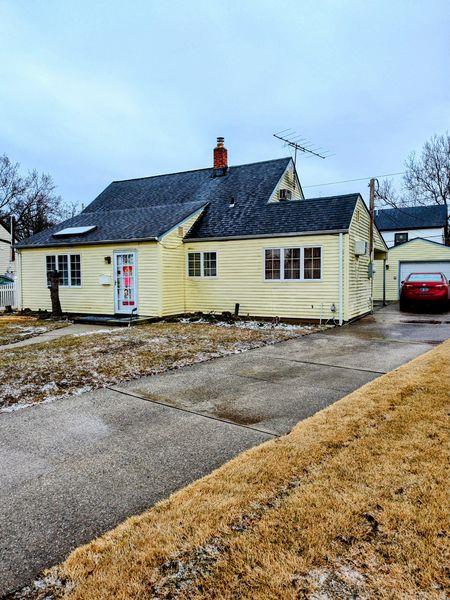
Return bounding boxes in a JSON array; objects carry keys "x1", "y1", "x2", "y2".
[{"x1": 0, "y1": 283, "x2": 16, "y2": 309}]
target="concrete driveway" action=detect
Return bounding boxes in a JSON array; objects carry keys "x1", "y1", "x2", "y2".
[{"x1": 1, "y1": 304, "x2": 448, "y2": 595}]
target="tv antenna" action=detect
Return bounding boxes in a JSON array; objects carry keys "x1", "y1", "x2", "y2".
[{"x1": 273, "y1": 129, "x2": 333, "y2": 189}]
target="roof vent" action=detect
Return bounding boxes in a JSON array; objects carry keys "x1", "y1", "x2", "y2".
[
  {"x1": 229, "y1": 197, "x2": 235, "y2": 207},
  {"x1": 53, "y1": 226, "x2": 97, "y2": 238}
]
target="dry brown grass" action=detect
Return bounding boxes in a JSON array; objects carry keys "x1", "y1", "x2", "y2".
[
  {"x1": 36, "y1": 339, "x2": 449, "y2": 599},
  {"x1": 0, "y1": 322, "x2": 305, "y2": 409},
  {"x1": 0, "y1": 315, "x2": 67, "y2": 346}
]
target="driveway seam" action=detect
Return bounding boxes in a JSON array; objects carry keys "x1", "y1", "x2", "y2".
[
  {"x1": 266, "y1": 356, "x2": 387, "y2": 374},
  {"x1": 106, "y1": 386, "x2": 279, "y2": 438}
]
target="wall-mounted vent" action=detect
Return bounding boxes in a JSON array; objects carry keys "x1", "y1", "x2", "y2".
[{"x1": 279, "y1": 189, "x2": 292, "y2": 201}]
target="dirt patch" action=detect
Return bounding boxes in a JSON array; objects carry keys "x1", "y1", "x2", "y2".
[{"x1": 0, "y1": 322, "x2": 315, "y2": 411}]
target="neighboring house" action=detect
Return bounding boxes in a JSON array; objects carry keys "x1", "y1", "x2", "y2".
[
  {"x1": 0, "y1": 221, "x2": 14, "y2": 276},
  {"x1": 373, "y1": 206, "x2": 450, "y2": 302},
  {"x1": 16, "y1": 139, "x2": 387, "y2": 323},
  {"x1": 374, "y1": 205, "x2": 447, "y2": 248}
]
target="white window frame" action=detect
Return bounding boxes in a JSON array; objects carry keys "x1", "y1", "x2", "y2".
[
  {"x1": 186, "y1": 251, "x2": 218, "y2": 278},
  {"x1": 46, "y1": 254, "x2": 82, "y2": 287},
  {"x1": 263, "y1": 246, "x2": 322, "y2": 282}
]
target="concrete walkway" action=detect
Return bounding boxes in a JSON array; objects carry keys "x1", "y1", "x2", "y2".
[
  {"x1": 0, "y1": 323, "x2": 112, "y2": 351},
  {"x1": 1, "y1": 304, "x2": 448, "y2": 595}
]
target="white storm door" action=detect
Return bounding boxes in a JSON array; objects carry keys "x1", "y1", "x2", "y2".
[{"x1": 114, "y1": 251, "x2": 138, "y2": 314}]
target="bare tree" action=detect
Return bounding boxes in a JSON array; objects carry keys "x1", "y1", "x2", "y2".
[
  {"x1": 376, "y1": 133, "x2": 450, "y2": 243},
  {"x1": 0, "y1": 154, "x2": 72, "y2": 241}
]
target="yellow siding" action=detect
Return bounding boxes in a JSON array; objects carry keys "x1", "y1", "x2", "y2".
[
  {"x1": 19, "y1": 242, "x2": 160, "y2": 315},
  {"x1": 184, "y1": 234, "x2": 345, "y2": 321},
  {"x1": 346, "y1": 198, "x2": 384, "y2": 319},
  {"x1": 159, "y1": 210, "x2": 204, "y2": 316},
  {"x1": 268, "y1": 161, "x2": 303, "y2": 202},
  {"x1": 373, "y1": 239, "x2": 450, "y2": 301},
  {"x1": 347, "y1": 206, "x2": 371, "y2": 319}
]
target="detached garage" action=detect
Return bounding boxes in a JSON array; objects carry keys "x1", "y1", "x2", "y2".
[{"x1": 374, "y1": 238, "x2": 450, "y2": 302}]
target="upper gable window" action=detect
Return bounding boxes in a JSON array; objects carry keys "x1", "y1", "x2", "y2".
[
  {"x1": 278, "y1": 189, "x2": 292, "y2": 201},
  {"x1": 394, "y1": 232, "x2": 408, "y2": 246}
]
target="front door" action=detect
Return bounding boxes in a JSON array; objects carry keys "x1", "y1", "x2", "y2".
[{"x1": 114, "y1": 251, "x2": 138, "y2": 314}]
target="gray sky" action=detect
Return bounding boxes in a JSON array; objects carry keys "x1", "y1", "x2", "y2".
[{"x1": 1, "y1": 0, "x2": 449, "y2": 208}]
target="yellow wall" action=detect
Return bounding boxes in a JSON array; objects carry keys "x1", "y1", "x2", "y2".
[
  {"x1": 374, "y1": 239, "x2": 450, "y2": 301},
  {"x1": 184, "y1": 234, "x2": 345, "y2": 321},
  {"x1": 159, "y1": 210, "x2": 204, "y2": 316},
  {"x1": 19, "y1": 242, "x2": 160, "y2": 315},
  {"x1": 346, "y1": 198, "x2": 387, "y2": 319}
]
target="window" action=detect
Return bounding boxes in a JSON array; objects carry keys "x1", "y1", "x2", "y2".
[
  {"x1": 203, "y1": 252, "x2": 217, "y2": 277},
  {"x1": 304, "y1": 247, "x2": 321, "y2": 280},
  {"x1": 188, "y1": 252, "x2": 201, "y2": 277},
  {"x1": 70, "y1": 255, "x2": 81, "y2": 286},
  {"x1": 264, "y1": 249, "x2": 281, "y2": 280},
  {"x1": 407, "y1": 273, "x2": 443, "y2": 283},
  {"x1": 46, "y1": 254, "x2": 81, "y2": 287},
  {"x1": 279, "y1": 189, "x2": 292, "y2": 201},
  {"x1": 394, "y1": 232, "x2": 408, "y2": 246},
  {"x1": 187, "y1": 252, "x2": 217, "y2": 277},
  {"x1": 284, "y1": 248, "x2": 300, "y2": 279},
  {"x1": 264, "y1": 247, "x2": 321, "y2": 281}
]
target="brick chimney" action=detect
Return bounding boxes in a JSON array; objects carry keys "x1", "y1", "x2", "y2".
[{"x1": 213, "y1": 137, "x2": 228, "y2": 177}]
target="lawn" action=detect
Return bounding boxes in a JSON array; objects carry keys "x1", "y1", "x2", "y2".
[
  {"x1": 0, "y1": 321, "x2": 311, "y2": 411},
  {"x1": 0, "y1": 315, "x2": 68, "y2": 346},
  {"x1": 32, "y1": 339, "x2": 449, "y2": 599}
]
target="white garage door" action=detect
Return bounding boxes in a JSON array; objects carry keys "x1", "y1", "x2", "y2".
[{"x1": 399, "y1": 261, "x2": 450, "y2": 292}]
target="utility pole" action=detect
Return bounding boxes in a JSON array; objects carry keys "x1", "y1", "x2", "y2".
[
  {"x1": 368, "y1": 178, "x2": 378, "y2": 314},
  {"x1": 369, "y1": 178, "x2": 375, "y2": 259}
]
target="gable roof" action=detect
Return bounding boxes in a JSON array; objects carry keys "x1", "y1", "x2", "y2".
[
  {"x1": 186, "y1": 193, "x2": 359, "y2": 240},
  {"x1": 387, "y1": 236, "x2": 450, "y2": 251},
  {"x1": 84, "y1": 158, "x2": 293, "y2": 213},
  {"x1": 17, "y1": 202, "x2": 206, "y2": 248},
  {"x1": 17, "y1": 157, "x2": 362, "y2": 248},
  {"x1": 375, "y1": 205, "x2": 447, "y2": 231}
]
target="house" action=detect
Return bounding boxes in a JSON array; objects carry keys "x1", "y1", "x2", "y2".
[
  {"x1": 16, "y1": 139, "x2": 387, "y2": 323},
  {"x1": 0, "y1": 221, "x2": 14, "y2": 276},
  {"x1": 374, "y1": 205, "x2": 447, "y2": 248},
  {"x1": 373, "y1": 206, "x2": 450, "y2": 302}
]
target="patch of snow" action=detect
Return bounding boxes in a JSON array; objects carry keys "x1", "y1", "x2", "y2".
[
  {"x1": 178, "y1": 317, "x2": 319, "y2": 331},
  {"x1": 72, "y1": 328, "x2": 116, "y2": 337}
]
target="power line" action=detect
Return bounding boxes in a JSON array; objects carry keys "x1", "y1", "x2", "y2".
[{"x1": 303, "y1": 172, "x2": 405, "y2": 188}]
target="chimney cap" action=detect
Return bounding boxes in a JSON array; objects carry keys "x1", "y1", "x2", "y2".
[{"x1": 217, "y1": 136, "x2": 225, "y2": 146}]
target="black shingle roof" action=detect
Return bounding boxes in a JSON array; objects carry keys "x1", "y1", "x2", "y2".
[
  {"x1": 375, "y1": 205, "x2": 447, "y2": 231},
  {"x1": 17, "y1": 202, "x2": 206, "y2": 248},
  {"x1": 186, "y1": 193, "x2": 359, "y2": 239},
  {"x1": 17, "y1": 157, "x2": 360, "y2": 248}
]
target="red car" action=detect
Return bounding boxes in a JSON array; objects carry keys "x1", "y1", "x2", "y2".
[{"x1": 400, "y1": 272, "x2": 450, "y2": 312}]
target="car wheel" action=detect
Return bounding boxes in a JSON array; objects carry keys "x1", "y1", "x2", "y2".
[{"x1": 399, "y1": 299, "x2": 408, "y2": 312}]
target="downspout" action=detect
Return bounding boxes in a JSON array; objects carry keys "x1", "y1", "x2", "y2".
[
  {"x1": 382, "y1": 258, "x2": 386, "y2": 306},
  {"x1": 338, "y1": 233, "x2": 343, "y2": 326}
]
